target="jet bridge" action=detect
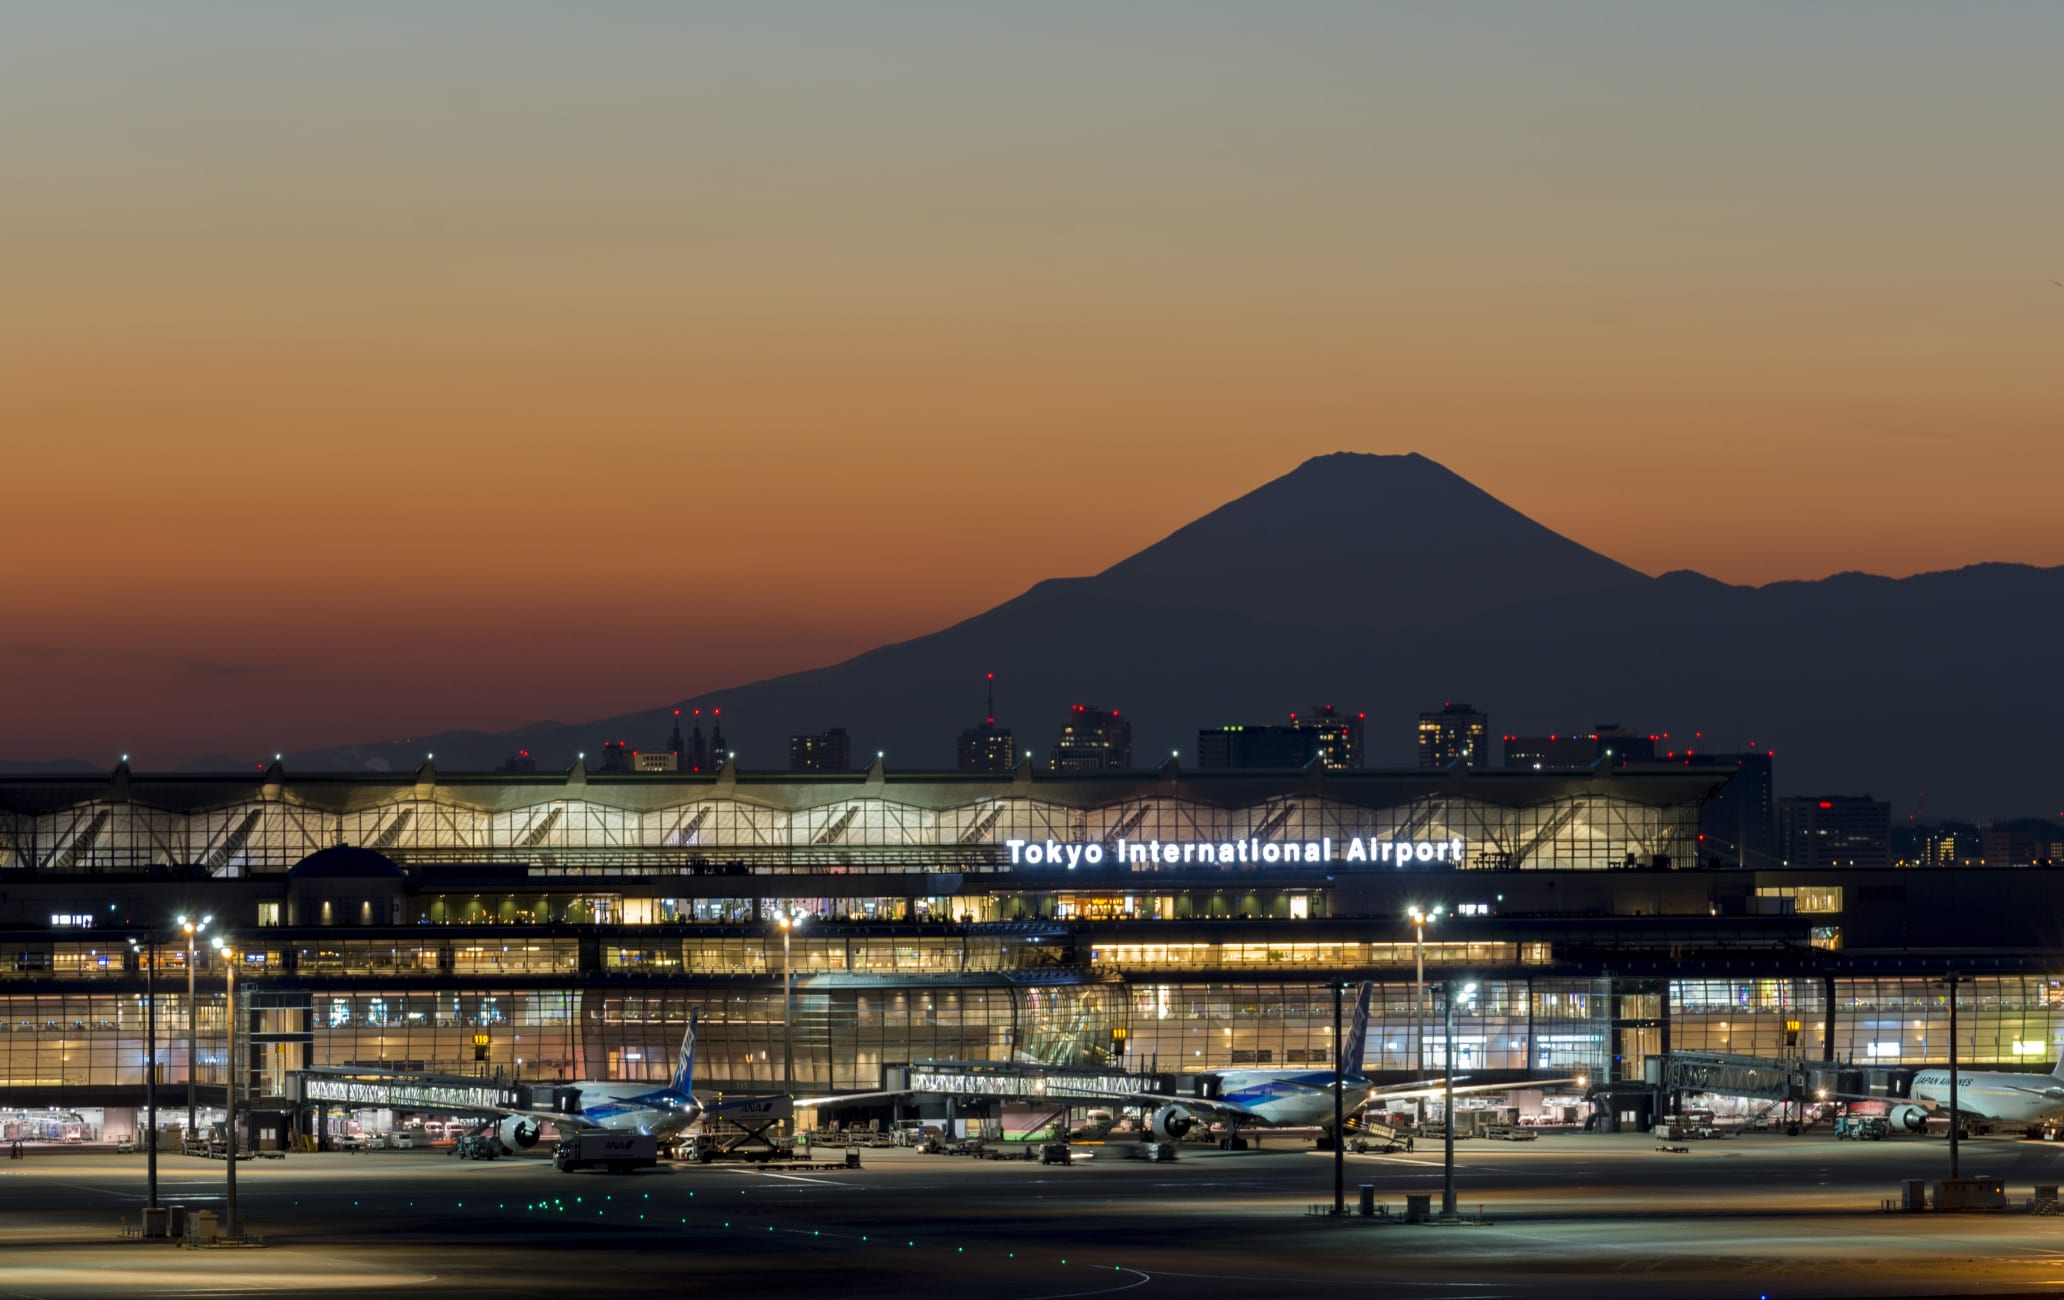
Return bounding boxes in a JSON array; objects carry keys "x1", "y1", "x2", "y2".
[
  {"x1": 1649, "y1": 1052, "x2": 1872, "y2": 1104},
  {"x1": 883, "y1": 1060, "x2": 1176, "y2": 1104},
  {"x1": 290, "y1": 1067, "x2": 524, "y2": 1114},
  {"x1": 1656, "y1": 1052, "x2": 1805, "y2": 1102}
]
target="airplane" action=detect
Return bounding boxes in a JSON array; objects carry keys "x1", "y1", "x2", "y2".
[
  {"x1": 490, "y1": 1013, "x2": 790, "y2": 1150},
  {"x1": 1880, "y1": 1046, "x2": 2064, "y2": 1138},
  {"x1": 1131, "y1": 982, "x2": 1380, "y2": 1139},
  {"x1": 801, "y1": 983, "x2": 1556, "y2": 1145},
  {"x1": 1126, "y1": 983, "x2": 1565, "y2": 1143}
]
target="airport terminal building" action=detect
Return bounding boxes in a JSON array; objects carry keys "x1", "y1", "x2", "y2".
[{"x1": 2, "y1": 761, "x2": 2059, "y2": 1138}]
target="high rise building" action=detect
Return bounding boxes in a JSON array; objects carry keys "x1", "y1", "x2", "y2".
[
  {"x1": 790, "y1": 727, "x2": 851, "y2": 773},
  {"x1": 599, "y1": 740, "x2": 633, "y2": 774},
  {"x1": 1691, "y1": 751, "x2": 1775, "y2": 869},
  {"x1": 957, "y1": 674, "x2": 1016, "y2": 773},
  {"x1": 1779, "y1": 795, "x2": 1892, "y2": 869},
  {"x1": 675, "y1": 707, "x2": 728, "y2": 773},
  {"x1": 1049, "y1": 706, "x2": 1131, "y2": 773},
  {"x1": 1297, "y1": 705, "x2": 1364, "y2": 770},
  {"x1": 1417, "y1": 702, "x2": 1488, "y2": 769},
  {"x1": 1198, "y1": 706, "x2": 1364, "y2": 771},
  {"x1": 495, "y1": 748, "x2": 538, "y2": 775}
]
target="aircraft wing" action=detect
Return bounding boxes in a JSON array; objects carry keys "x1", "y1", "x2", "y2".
[
  {"x1": 794, "y1": 1090, "x2": 908, "y2": 1108},
  {"x1": 1365, "y1": 1076, "x2": 1581, "y2": 1103}
]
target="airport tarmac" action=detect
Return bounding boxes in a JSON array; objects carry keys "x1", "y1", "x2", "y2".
[{"x1": 7, "y1": 1133, "x2": 2064, "y2": 1298}]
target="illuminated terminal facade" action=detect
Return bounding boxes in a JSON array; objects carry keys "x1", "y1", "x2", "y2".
[{"x1": 1, "y1": 761, "x2": 2059, "y2": 1139}]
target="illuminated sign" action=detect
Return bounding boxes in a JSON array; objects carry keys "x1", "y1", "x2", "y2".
[
  {"x1": 904, "y1": 1067, "x2": 1151, "y2": 1100},
  {"x1": 304, "y1": 1078, "x2": 517, "y2": 1110},
  {"x1": 1005, "y1": 836, "x2": 1466, "y2": 867}
]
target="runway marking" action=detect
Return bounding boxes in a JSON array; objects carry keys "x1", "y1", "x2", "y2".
[{"x1": 1021, "y1": 1266, "x2": 1152, "y2": 1299}]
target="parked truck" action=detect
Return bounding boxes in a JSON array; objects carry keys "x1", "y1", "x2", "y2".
[{"x1": 553, "y1": 1132, "x2": 658, "y2": 1174}]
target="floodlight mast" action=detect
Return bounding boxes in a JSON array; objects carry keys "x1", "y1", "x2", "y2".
[{"x1": 179, "y1": 915, "x2": 210, "y2": 1135}]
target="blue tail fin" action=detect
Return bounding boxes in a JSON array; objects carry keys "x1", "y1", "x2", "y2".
[
  {"x1": 672, "y1": 1011, "x2": 698, "y2": 1094},
  {"x1": 1338, "y1": 982, "x2": 1372, "y2": 1077}
]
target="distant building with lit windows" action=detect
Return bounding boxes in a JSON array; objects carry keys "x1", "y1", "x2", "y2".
[
  {"x1": 1049, "y1": 706, "x2": 1131, "y2": 773},
  {"x1": 790, "y1": 728, "x2": 852, "y2": 773},
  {"x1": 1503, "y1": 724, "x2": 1660, "y2": 769},
  {"x1": 1502, "y1": 734, "x2": 1597, "y2": 769},
  {"x1": 1199, "y1": 706, "x2": 1364, "y2": 771},
  {"x1": 1417, "y1": 703, "x2": 1488, "y2": 769},
  {"x1": 1779, "y1": 795, "x2": 1891, "y2": 869},
  {"x1": 1982, "y1": 823, "x2": 2064, "y2": 868},
  {"x1": 957, "y1": 675, "x2": 1016, "y2": 773}
]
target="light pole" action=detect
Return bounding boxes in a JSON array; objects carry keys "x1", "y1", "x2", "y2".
[
  {"x1": 1944, "y1": 971, "x2": 1961, "y2": 1180},
  {"x1": 775, "y1": 907, "x2": 808, "y2": 1132},
  {"x1": 1331, "y1": 980, "x2": 1345, "y2": 1216},
  {"x1": 178, "y1": 914, "x2": 209, "y2": 1140},
  {"x1": 1409, "y1": 906, "x2": 1440, "y2": 1074},
  {"x1": 1442, "y1": 979, "x2": 1477, "y2": 1220},
  {"x1": 212, "y1": 937, "x2": 239, "y2": 1238},
  {"x1": 127, "y1": 934, "x2": 159, "y2": 1216}
]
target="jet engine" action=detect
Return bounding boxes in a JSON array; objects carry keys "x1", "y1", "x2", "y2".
[
  {"x1": 1150, "y1": 1105, "x2": 1196, "y2": 1143},
  {"x1": 1887, "y1": 1104, "x2": 1931, "y2": 1133},
  {"x1": 499, "y1": 1116, "x2": 541, "y2": 1150}
]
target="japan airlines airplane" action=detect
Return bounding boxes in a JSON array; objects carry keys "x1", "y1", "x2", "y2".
[
  {"x1": 1883, "y1": 1047, "x2": 2064, "y2": 1137},
  {"x1": 491, "y1": 1014, "x2": 790, "y2": 1150}
]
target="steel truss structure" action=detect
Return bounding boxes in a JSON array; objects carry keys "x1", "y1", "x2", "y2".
[{"x1": 0, "y1": 765, "x2": 1717, "y2": 876}]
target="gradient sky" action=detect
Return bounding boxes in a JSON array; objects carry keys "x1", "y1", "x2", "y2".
[{"x1": 3, "y1": 2, "x2": 2061, "y2": 764}]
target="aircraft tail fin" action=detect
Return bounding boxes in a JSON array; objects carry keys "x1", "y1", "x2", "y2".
[
  {"x1": 2052, "y1": 1040, "x2": 2064, "y2": 1079},
  {"x1": 1338, "y1": 981, "x2": 1372, "y2": 1078},
  {"x1": 673, "y1": 1011, "x2": 699, "y2": 1095}
]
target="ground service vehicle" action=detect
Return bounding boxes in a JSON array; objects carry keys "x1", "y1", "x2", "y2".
[
  {"x1": 554, "y1": 1132, "x2": 658, "y2": 1174},
  {"x1": 1835, "y1": 1115, "x2": 1890, "y2": 1140}
]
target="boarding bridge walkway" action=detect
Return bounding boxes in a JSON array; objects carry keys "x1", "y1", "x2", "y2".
[
  {"x1": 1652, "y1": 1052, "x2": 1871, "y2": 1104},
  {"x1": 290, "y1": 1067, "x2": 524, "y2": 1115}
]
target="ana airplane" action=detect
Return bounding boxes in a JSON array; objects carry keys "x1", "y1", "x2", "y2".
[
  {"x1": 1128, "y1": 983, "x2": 1557, "y2": 1142},
  {"x1": 1132, "y1": 982, "x2": 1379, "y2": 1140},
  {"x1": 492, "y1": 1014, "x2": 790, "y2": 1150},
  {"x1": 801, "y1": 983, "x2": 1555, "y2": 1144},
  {"x1": 1883, "y1": 1046, "x2": 2064, "y2": 1138}
]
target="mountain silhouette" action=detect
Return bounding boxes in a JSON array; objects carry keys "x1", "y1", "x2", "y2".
[
  {"x1": 264, "y1": 452, "x2": 2057, "y2": 818},
  {"x1": 1084, "y1": 451, "x2": 1646, "y2": 627}
]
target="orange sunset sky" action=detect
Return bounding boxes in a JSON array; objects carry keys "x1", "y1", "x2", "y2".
[{"x1": 2, "y1": 3, "x2": 2060, "y2": 764}]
